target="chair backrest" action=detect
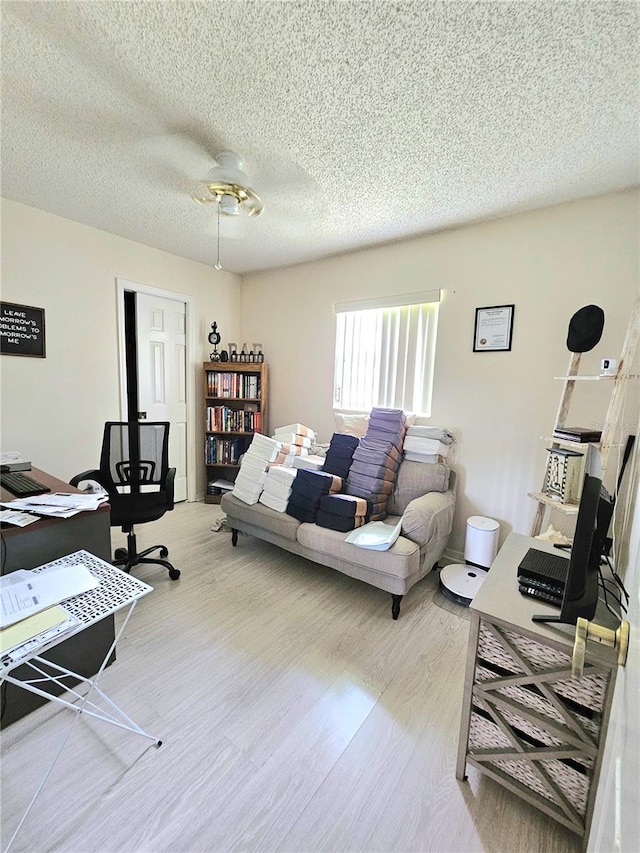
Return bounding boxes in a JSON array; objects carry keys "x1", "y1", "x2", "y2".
[{"x1": 99, "y1": 421, "x2": 170, "y2": 493}]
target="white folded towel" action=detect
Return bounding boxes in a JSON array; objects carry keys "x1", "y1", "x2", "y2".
[
  {"x1": 273, "y1": 423, "x2": 316, "y2": 439},
  {"x1": 406, "y1": 425, "x2": 454, "y2": 444},
  {"x1": 403, "y1": 436, "x2": 450, "y2": 456},
  {"x1": 259, "y1": 491, "x2": 290, "y2": 513},
  {"x1": 403, "y1": 451, "x2": 445, "y2": 464},
  {"x1": 246, "y1": 433, "x2": 282, "y2": 462},
  {"x1": 238, "y1": 458, "x2": 270, "y2": 480},
  {"x1": 273, "y1": 433, "x2": 312, "y2": 448},
  {"x1": 266, "y1": 465, "x2": 298, "y2": 486},
  {"x1": 234, "y1": 469, "x2": 268, "y2": 489},
  {"x1": 261, "y1": 480, "x2": 293, "y2": 500},
  {"x1": 231, "y1": 482, "x2": 263, "y2": 505},
  {"x1": 292, "y1": 454, "x2": 325, "y2": 471}
]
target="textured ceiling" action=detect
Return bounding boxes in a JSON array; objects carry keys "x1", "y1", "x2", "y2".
[{"x1": 1, "y1": 1, "x2": 638, "y2": 275}]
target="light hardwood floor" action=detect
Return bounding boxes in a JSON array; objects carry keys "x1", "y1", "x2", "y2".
[{"x1": 1, "y1": 501, "x2": 581, "y2": 853}]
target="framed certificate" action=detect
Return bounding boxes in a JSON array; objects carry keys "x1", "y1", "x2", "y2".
[{"x1": 473, "y1": 304, "x2": 515, "y2": 352}]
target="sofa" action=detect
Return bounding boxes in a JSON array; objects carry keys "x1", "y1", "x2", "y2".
[{"x1": 221, "y1": 459, "x2": 456, "y2": 619}]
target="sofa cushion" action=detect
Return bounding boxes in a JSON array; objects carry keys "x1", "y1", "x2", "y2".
[
  {"x1": 296, "y1": 517, "x2": 419, "y2": 580},
  {"x1": 221, "y1": 493, "x2": 300, "y2": 542},
  {"x1": 386, "y1": 460, "x2": 450, "y2": 516}
]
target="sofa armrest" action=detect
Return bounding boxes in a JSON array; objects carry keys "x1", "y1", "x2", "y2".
[{"x1": 400, "y1": 489, "x2": 456, "y2": 549}]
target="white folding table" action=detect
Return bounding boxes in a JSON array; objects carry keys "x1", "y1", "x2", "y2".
[{"x1": 1, "y1": 550, "x2": 161, "y2": 851}]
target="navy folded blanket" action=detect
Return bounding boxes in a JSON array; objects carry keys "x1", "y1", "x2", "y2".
[
  {"x1": 322, "y1": 433, "x2": 359, "y2": 478},
  {"x1": 319, "y1": 493, "x2": 368, "y2": 518},
  {"x1": 286, "y1": 502, "x2": 317, "y2": 524},
  {"x1": 315, "y1": 510, "x2": 359, "y2": 532}
]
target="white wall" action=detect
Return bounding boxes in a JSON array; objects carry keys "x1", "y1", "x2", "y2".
[
  {"x1": 240, "y1": 191, "x2": 639, "y2": 555},
  {"x1": 0, "y1": 198, "x2": 241, "y2": 496}
]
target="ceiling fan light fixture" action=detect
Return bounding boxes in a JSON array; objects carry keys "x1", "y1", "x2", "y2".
[
  {"x1": 219, "y1": 194, "x2": 240, "y2": 216},
  {"x1": 193, "y1": 151, "x2": 264, "y2": 216},
  {"x1": 194, "y1": 181, "x2": 264, "y2": 216}
]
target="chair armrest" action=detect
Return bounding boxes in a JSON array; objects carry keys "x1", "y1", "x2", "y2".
[
  {"x1": 165, "y1": 467, "x2": 176, "y2": 510},
  {"x1": 400, "y1": 489, "x2": 456, "y2": 549},
  {"x1": 69, "y1": 469, "x2": 102, "y2": 488}
]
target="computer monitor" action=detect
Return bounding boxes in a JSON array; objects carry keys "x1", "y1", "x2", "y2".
[{"x1": 532, "y1": 445, "x2": 602, "y2": 626}]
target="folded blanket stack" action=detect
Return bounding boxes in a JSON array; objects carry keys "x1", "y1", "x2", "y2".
[
  {"x1": 286, "y1": 469, "x2": 343, "y2": 523},
  {"x1": 402, "y1": 426, "x2": 455, "y2": 463},
  {"x1": 362, "y1": 407, "x2": 407, "y2": 449},
  {"x1": 344, "y1": 408, "x2": 406, "y2": 520},
  {"x1": 316, "y1": 493, "x2": 368, "y2": 532},
  {"x1": 259, "y1": 464, "x2": 298, "y2": 512},
  {"x1": 273, "y1": 422, "x2": 316, "y2": 440},
  {"x1": 231, "y1": 433, "x2": 281, "y2": 505},
  {"x1": 269, "y1": 442, "x2": 310, "y2": 467},
  {"x1": 322, "y1": 433, "x2": 360, "y2": 479}
]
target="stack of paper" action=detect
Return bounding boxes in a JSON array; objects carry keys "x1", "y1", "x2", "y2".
[
  {"x1": 1, "y1": 606, "x2": 80, "y2": 662},
  {"x1": 0, "y1": 491, "x2": 109, "y2": 521},
  {"x1": 0, "y1": 563, "x2": 99, "y2": 627},
  {"x1": 0, "y1": 563, "x2": 98, "y2": 664}
]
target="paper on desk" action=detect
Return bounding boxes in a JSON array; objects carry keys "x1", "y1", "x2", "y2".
[
  {"x1": 30, "y1": 493, "x2": 109, "y2": 509},
  {"x1": 0, "y1": 500, "x2": 82, "y2": 518},
  {"x1": 0, "y1": 563, "x2": 99, "y2": 627},
  {"x1": 0, "y1": 510, "x2": 40, "y2": 526},
  {"x1": 0, "y1": 492, "x2": 108, "y2": 518},
  {"x1": 0, "y1": 605, "x2": 78, "y2": 655}
]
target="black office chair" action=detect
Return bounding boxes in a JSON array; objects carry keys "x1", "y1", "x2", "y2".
[{"x1": 71, "y1": 421, "x2": 180, "y2": 580}]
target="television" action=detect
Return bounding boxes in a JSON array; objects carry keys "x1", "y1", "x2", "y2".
[{"x1": 532, "y1": 445, "x2": 602, "y2": 626}]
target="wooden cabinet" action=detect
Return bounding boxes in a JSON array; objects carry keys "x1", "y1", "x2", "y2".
[
  {"x1": 203, "y1": 361, "x2": 269, "y2": 503},
  {"x1": 456, "y1": 533, "x2": 617, "y2": 840}
]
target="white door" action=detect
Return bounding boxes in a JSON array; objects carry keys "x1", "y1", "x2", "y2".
[
  {"x1": 136, "y1": 292, "x2": 188, "y2": 502},
  {"x1": 587, "y1": 444, "x2": 639, "y2": 851}
]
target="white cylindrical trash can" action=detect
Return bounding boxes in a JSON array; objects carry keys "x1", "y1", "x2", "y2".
[{"x1": 464, "y1": 516, "x2": 500, "y2": 568}]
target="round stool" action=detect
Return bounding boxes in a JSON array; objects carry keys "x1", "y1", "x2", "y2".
[
  {"x1": 439, "y1": 564, "x2": 489, "y2": 606},
  {"x1": 465, "y1": 516, "x2": 500, "y2": 569}
]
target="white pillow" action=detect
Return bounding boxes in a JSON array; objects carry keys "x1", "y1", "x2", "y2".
[{"x1": 333, "y1": 412, "x2": 369, "y2": 437}]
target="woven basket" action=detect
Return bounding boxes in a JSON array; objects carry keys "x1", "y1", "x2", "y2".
[{"x1": 475, "y1": 665, "x2": 600, "y2": 739}]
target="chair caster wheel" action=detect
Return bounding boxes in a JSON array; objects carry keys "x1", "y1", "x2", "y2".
[
  {"x1": 159, "y1": 547, "x2": 169, "y2": 558},
  {"x1": 114, "y1": 548, "x2": 128, "y2": 561},
  {"x1": 168, "y1": 568, "x2": 181, "y2": 580}
]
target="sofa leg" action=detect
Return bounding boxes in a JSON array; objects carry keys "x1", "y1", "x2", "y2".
[
  {"x1": 391, "y1": 594, "x2": 403, "y2": 620},
  {"x1": 231, "y1": 529, "x2": 238, "y2": 546}
]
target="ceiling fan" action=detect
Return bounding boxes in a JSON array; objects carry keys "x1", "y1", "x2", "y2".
[{"x1": 193, "y1": 151, "x2": 264, "y2": 217}]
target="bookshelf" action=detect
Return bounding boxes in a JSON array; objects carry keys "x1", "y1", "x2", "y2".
[
  {"x1": 203, "y1": 361, "x2": 269, "y2": 504},
  {"x1": 528, "y1": 297, "x2": 639, "y2": 535}
]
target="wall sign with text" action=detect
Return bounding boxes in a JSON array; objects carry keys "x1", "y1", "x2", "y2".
[
  {"x1": 0, "y1": 302, "x2": 46, "y2": 358},
  {"x1": 473, "y1": 304, "x2": 514, "y2": 352}
]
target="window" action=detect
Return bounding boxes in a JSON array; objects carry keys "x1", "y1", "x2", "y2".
[{"x1": 333, "y1": 290, "x2": 440, "y2": 415}]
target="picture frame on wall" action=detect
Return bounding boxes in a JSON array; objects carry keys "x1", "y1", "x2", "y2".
[
  {"x1": 473, "y1": 304, "x2": 515, "y2": 352},
  {"x1": 0, "y1": 301, "x2": 46, "y2": 358}
]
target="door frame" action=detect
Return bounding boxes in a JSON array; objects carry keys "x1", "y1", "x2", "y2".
[{"x1": 116, "y1": 278, "x2": 197, "y2": 502}]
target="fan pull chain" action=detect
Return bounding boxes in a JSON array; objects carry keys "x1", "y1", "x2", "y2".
[{"x1": 214, "y1": 200, "x2": 222, "y2": 270}]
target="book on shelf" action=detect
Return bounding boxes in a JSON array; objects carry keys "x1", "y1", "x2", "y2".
[{"x1": 552, "y1": 427, "x2": 602, "y2": 443}]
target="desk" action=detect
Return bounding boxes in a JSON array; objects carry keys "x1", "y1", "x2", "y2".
[
  {"x1": 456, "y1": 533, "x2": 617, "y2": 839},
  {"x1": 1, "y1": 468, "x2": 115, "y2": 726}
]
